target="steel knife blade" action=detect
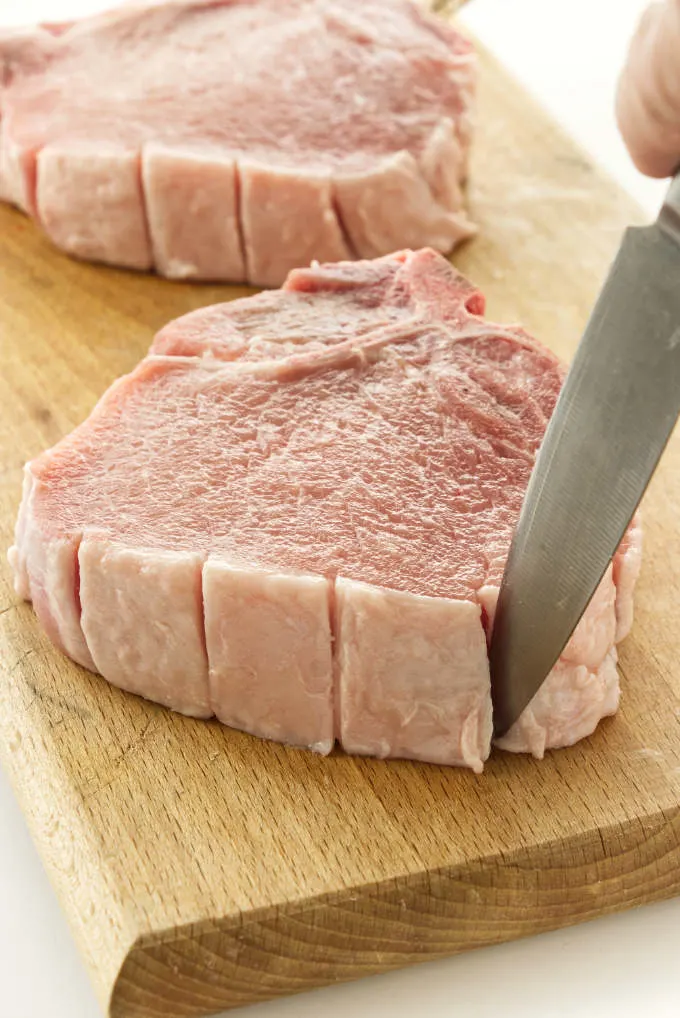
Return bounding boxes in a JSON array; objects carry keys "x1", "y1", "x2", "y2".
[{"x1": 490, "y1": 175, "x2": 680, "y2": 738}]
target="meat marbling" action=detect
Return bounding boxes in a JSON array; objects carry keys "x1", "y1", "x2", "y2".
[
  {"x1": 0, "y1": 0, "x2": 475, "y2": 285},
  {"x1": 8, "y1": 249, "x2": 642, "y2": 770}
]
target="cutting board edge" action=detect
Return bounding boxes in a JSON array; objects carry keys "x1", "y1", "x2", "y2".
[
  {"x1": 4, "y1": 673, "x2": 680, "y2": 1018},
  {"x1": 108, "y1": 803, "x2": 680, "y2": 1018},
  {"x1": 0, "y1": 688, "x2": 138, "y2": 1014}
]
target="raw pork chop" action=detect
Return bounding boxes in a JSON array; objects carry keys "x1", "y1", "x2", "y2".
[
  {"x1": 0, "y1": 0, "x2": 475, "y2": 286},
  {"x1": 8, "y1": 249, "x2": 642, "y2": 770}
]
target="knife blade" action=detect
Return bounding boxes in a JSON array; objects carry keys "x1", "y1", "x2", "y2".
[{"x1": 489, "y1": 175, "x2": 680, "y2": 738}]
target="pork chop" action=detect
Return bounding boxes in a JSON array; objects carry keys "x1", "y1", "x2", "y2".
[
  {"x1": 0, "y1": 0, "x2": 475, "y2": 286},
  {"x1": 8, "y1": 249, "x2": 641, "y2": 770}
]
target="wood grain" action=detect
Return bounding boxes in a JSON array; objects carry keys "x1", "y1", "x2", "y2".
[{"x1": 1, "y1": 39, "x2": 680, "y2": 1018}]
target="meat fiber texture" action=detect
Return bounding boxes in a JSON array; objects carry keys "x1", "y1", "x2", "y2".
[
  {"x1": 0, "y1": 0, "x2": 476, "y2": 286},
  {"x1": 8, "y1": 249, "x2": 642, "y2": 771}
]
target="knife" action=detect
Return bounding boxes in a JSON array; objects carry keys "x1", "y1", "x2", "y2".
[{"x1": 489, "y1": 174, "x2": 680, "y2": 738}]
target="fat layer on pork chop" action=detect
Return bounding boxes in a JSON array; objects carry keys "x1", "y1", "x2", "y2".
[
  {"x1": 0, "y1": 0, "x2": 475, "y2": 285},
  {"x1": 8, "y1": 249, "x2": 642, "y2": 770}
]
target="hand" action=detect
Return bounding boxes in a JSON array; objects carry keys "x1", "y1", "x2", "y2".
[{"x1": 616, "y1": 0, "x2": 680, "y2": 177}]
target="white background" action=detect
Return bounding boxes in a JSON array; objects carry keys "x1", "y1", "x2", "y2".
[{"x1": 1, "y1": 1, "x2": 678, "y2": 1017}]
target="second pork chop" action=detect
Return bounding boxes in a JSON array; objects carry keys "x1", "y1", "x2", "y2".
[
  {"x1": 9, "y1": 249, "x2": 641, "y2": 770},
  {"x1": 0, "y1": 0, "x2": 475, "y2": 285}
]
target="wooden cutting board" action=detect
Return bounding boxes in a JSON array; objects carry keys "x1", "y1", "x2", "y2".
[{"x1": 1, "y1": 38, "x2": 680, "y2": 1018}]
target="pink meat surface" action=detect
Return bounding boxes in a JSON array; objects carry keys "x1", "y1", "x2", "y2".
[
  {"x1": 0, "y1": 0, "x2": 475, "y2": 285},
  {"x1": 8, "y1": 249, "x2": 641, "y2": 770}
]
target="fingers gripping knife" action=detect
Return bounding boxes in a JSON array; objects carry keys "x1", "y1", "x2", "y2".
[{"x1": 490, "y1": 175, "x2": 680, "y2": 738}]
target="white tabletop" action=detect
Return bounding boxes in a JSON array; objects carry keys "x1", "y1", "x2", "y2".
[{"x1": 1, "y1": 1, "x2": 678, "y2": 1016}]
